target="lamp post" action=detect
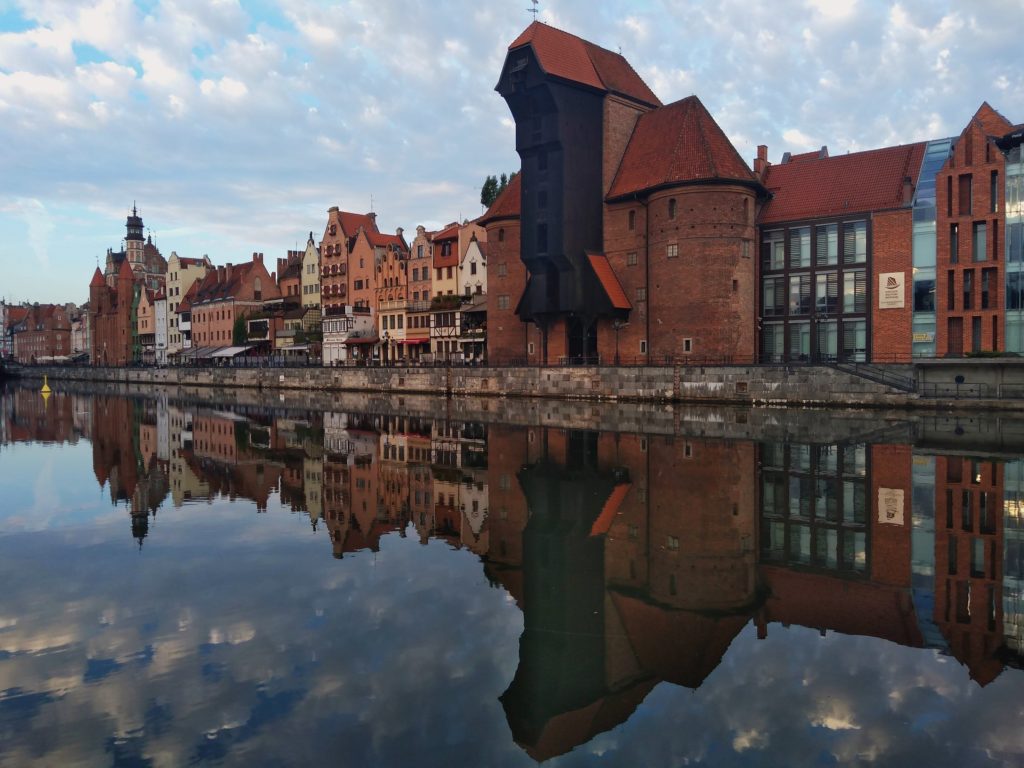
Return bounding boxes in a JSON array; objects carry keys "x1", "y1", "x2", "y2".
[
  {"x1": 612, "y1": 319, "x2": 628, "y2": 366},
  {"x1": 382, "y1": 331, "x2": 389, "y2": 366}
]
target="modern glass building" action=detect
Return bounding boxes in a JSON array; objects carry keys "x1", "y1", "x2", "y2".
[{"x1": 911, "y1": 139, "x2": 954, "y2": 358}]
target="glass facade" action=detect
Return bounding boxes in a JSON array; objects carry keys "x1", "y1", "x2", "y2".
[
  {"x1": 760, "y1": 220, "x2": 869, "y2": 362},
  {"x1": 912, "y1": 139, "x2": 954, "y2": 358},
  {"x1": 1006, "y1": 144, "x2": 1024, "y2": 352}
]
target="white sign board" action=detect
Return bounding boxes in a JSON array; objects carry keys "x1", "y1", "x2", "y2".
[
  {"x1": 877, "y1": 487, "x2": 905, "y2": 526},
  {"x1": 878, "y1": 272, "x2": 905, "y2": 309}
]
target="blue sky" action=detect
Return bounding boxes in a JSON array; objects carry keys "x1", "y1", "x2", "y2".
[{"x1": 1, "y1": 0, "x2": 1023, "y2": 304}]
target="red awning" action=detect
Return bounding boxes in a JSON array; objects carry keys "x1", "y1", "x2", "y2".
[
  {"x1": 344, "y1": 336, "x2": 379, "y2": 345},
  {"x1": 589, "y1": 483, "x2": 632, "y2": 537},
  {"x1": 587, "y1": 253, "x2": 631, "y2": 311}
]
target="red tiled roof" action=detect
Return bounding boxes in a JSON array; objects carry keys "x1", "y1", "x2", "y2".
[
  {"x1": 607, "y1": 96, "x2": 759, "y2": 200},
  {"x1": 432, "y1": 224, "x2": 459, "y2": 242},
  {"x1": 508, "y1": 22, "x2": 661, "y2": 108},
  {"x1": 118, "y1": 258, "x2": 134, "y2": 279},
  {"x1": 760, "y1": 141, "x2": 926, "y2": 224},
  {"x1": 367, "y1": 231, "x2": 408, "y2": 252},
  {"x1": 478, "y1": 173, "x2": 521, "y2": 225},
  {"x1": 589, "y1": 483, "x2": 632, "y2": 537},
  {"x1": 587, "y1": 253, "x2": 631, "y2": 311},
  {"x1": 90, "y1": 267, "x2": 106, "y2": 288},
  {"x1": 785, "y1": 147, "x2": 828, "y2": 164},
  {"x1": 177, "y1": 256, "x2": 208, "y2": 268},
  {"x1": 338, "y1": 211, "x2": 378, "y2": 237},
  {"x1": 191, "y1": 261, "x2": 261, "y2": 305},
  {"x1": 7, "y1": 307, "x2": 29, "y2": 324},
  {"x1": 176, "y1": 281, "x2": 198, "y2": 313}
]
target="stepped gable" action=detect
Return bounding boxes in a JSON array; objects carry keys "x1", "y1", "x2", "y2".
[
  {"x1": 607, "y1": 96, "x2": 760, "y2": 201},
  {"x1": 508, "y1": 21, "x2": 661, "y2": 108},
  {"x1": 760, "y1": 141, "x2": 927, "y2": 224},
  {"x1": 478, "y1": 174, "x2": 522, "y2": 226}
]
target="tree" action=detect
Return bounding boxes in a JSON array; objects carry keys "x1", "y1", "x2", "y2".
[
  {"x1": 480, "y1": 175, "x2": 499, "y2": 208},
  {"x1": 233, "y1": 313, "x2": 247, "y2": 346}
]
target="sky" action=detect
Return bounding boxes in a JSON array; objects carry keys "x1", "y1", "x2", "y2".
[{"x1": 1, "y1": 0, "x2": 1023, "y2": 304}]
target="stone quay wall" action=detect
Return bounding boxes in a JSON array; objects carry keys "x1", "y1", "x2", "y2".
[{"x1": 18, "y1": 363, "x2": 920, "y2": 408}]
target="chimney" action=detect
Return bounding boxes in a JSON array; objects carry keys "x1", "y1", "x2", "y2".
[
  {"x1": 217, "y1": 266, "x2": 226, "y2": 283},
  {"x1": 225, "y1": 263, "x2": 233, "y2": 283},
  {"x1": 368, "y1": 212, "x2": 377, "y2": 225},
  {"x1": 754, "y1": 144, "x2": 768, "y2": 177},
  {"x1": 396, "y1": 227, "x2": 404, "y2": 239},
  {"x1": 328, "y1": 206, "x2": 339, "y2": 213},
  {"x1": 271, "y1": 271, "x2": 277, "y2": 284},
  {"x1": 902, "y1": 176, "x2": 914, "y2": 205},
  {"x1": 278, "y1": 257, "x2": 287, "y2": 276}
]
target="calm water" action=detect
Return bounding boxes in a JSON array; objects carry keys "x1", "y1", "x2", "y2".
[{"x1": 1, "y1": 383, "x2": 1023, "y2": 767}]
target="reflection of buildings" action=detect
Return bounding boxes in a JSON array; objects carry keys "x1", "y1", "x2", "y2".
[{"x1": 0, "y1": 387, "x2": 82, "y2": 446}]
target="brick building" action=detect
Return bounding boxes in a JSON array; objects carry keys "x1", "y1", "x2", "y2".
[
  {"x1": 490, "y1": 22, "x2": 764, "y2": 364},
  {"x1": 319, "y1": 207, "x2": 378, "y2": 312},
  {"x1": 89, "y1": 259, "x2": 136, "y2": 366},
  {"x1": 10, "y1": 303, "x2": 72, "y2": 363},
  {"x1": 187, "y1": 254, "x2": 281, "y2": 351},
  {"x1": 165, "y1": 252, "x2": 213, "y2": 356}
]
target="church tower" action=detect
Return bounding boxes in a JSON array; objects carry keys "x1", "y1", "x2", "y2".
[{"x1": 125, "y1": 204, "x2": 145, "y2": 272}]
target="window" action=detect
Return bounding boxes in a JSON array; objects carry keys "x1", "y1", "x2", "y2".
[
  {"x1": 763, "y1": 276, "x2": 785, "y2": 316},
  {"x1": 497, "y1": 263, "x2": 507, "y2": 277},
  {"x1": 991, "y1": 170, "x2": 999, "y2": 213},
  {"x1": 640, "y1": 339, "x2": 647, "y2": 354},
  {"x1": 667, "y1": 535, "x2": 679, "y2": 551},
  {"x1": 498, "y1": 228, "x2": 505, "y2": 242},
  {"x1": 789, "y1": 274, "x2": 811, "y2": 315},
  {"x1": 950, "y1": 223, "x2": 959, "y2": 264},
  {"x1": 843, "y1": 270, "x2": 867, "y2": 313},
  {"x1": 815, "y1": 272, "x2": 838, "y2": 313},
  {"x1": 914, "y1": 279, "x2": 935, "y2": 312},
  {"x1": 947, "y1": 270, "x2": 955, "y2": 310},
  {"x1": 636, "y1": 286, "x2": 647, "y2": 302},
  {"x1": 843, "y1": 221, "x2": 867, "y2": 264},
  {"x1": 973, "y1": 222, "x2": 987, "y2": 262},
  {"x1": 982, "y1": 268, "x2": 996, "y2": 309},
  {"x1": 964, "y1": 269, "x2": 974, "y2": 310},
  {"x1": 412, "y1": 267, "x2": 419, "y2": 281},
  {"x1": 528, "y1": 341, "x2": 535, "y2": 355},
  {"x1": 626, "y1": 251, "x2": 637, "y2": 266},
  {"x1": 497, "y1": 295, "x2": 510, "y2": 310},
  {"x1": 668, "y1": 198, "x2": 677, "y2": 220},
  {"x1": 446, "y1": 266, "x2": 453, "y2": 279},
  {"x1": 816, "y1": 224, "x2": 838, "y2": 265},
  {"x1": 470, "y1": 261, "x2": 477, "y2": 275},
  {"x1": 959, "y1": 174, "x2": 973, "y2": 215},
  {"x1": 763, "y1": 230, "x2": 785, "y2": 271},
  {"x1": 683, "y1": 338, "x2": 693, "y2": 353},
  {"x1": 789, "y1": 227, "x2": 810, "y2": 268},
  {"x1": 842, "y1": 319, "x2": 867, "y2": 362},
  {"x1": 628, "y1": 210, "x2": 636, "y2": 231},
  {"x1": 666, "y1": 243, "x2": 678, "y2": 259}
]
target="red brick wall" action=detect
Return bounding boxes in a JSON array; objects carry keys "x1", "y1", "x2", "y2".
[
  {"x1": 869, "y1": 444, "x2": 912, "y2": 587},
  {"x1": 602, "y1": 96, "x2": 648, "y2": 196},
  {"x1": 350, "y1": 234, "x2": 378, "y2": 311},
  {"x1": 936, "y1": 123, "x2": 1006, "y2": 355},
  {"x1": 871, "y1": 209, "x2": 914, "y2": 362},
  {"x1": 485, "y1": 219, "x2": 536, "y2": 363},
  {"x1": 603, "y1": 186, "x2": 756, "y2": 362}
]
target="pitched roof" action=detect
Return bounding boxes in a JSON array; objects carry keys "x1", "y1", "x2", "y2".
[
  {"x1": 117, "y1": 258, "x2": 135, "y2": 280},
  {"x1": 607, "y1": 96, "x2": 760, "y2": 201},
  {"x1": 587, "y1": 253, "x2": 631, "y2": 311},
  {"x1": 432, "y1": 223, "x2": 459, "y2": 242},
  {"x1": 337, "y1": 211, "x2": 378, "y2": 237},
  {"x1": 973, "y1": 101, "x2": 1013, "y2": 137},
  {"x1": 177, "y1": 281, "x2": 199, "y2": 313},
  {"x1": 191, "y1": 262, "x2": 259, "y2": 305},
  {"x1": 508, "y1": 22, "x2": 661, "y2": 108},
  {"x1": 177, "y1": 256, "x2": 208, "y2": 268},
  {"x1": 90, "y1": 267, "x2": 106, "y2": 288},
  {"x1": 367, "y1": 231, "x2": 408, "y2": 252},
  {"x1": 760, "y1": 142, "x2": 926, "y2": 224},
  {"x1": 478, "y1": 173, "x2": 521, "y2": 225}
]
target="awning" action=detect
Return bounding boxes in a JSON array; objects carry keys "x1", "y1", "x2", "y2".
[
  {"x1": 589, "y1": 483, "x2": 633, "y2": 537},
  {"x1": 397, "y1": 339, "x2": 428, "y2": 345},
  {"x1": 279, "y1": 344, "x2": 310, "y2": 352},
  {"x1": 587, "y1": 252, "x2": 632, "y2": 311},
  {"x1": 344, "y1": 336, "x2": 379, "y2": 345},
  {"x1": 210, "y1": 345, "x2": 254, "y2": 358}
]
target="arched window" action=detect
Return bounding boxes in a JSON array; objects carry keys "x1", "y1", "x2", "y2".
[{"x1": 668, "y1": 198, "x2": 677, "y2": 220}]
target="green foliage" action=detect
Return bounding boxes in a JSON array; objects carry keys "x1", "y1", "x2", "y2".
[
  {"x1": 233, "y1": 312, "x2": 247, "y2": 346},
  {"x1": 481, "y1": 171, "x2": 519, "y2": 208}
]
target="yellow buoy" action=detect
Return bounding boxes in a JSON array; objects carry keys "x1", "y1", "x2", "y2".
[{"x1": 40, "y1": 375, "x2": 52, "y2": 396}]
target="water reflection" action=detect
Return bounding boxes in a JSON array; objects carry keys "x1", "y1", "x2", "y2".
[{"x1": 1, "y1": 384, "x2": 1023, "y2": 765}]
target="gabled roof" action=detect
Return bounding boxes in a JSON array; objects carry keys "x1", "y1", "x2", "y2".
[
  {"x1": 607, "y1": 96, "x2": 760, "y2": 201},
  {"x1": 367, "y1": 231, "x2": 408, "y2": 252},
  {"x1": 760, "y1": 141, "x2": 926, "y2": 224},
  {"x1": 191, "y1": 262, "x2": 259, "y2": 305},
  {"x1": 280, "y1": 262, "x2": 302, "y2": 281},
  {"x1": 90, "y1": 267, "x2": 106, "y2": 288},
  {"x1": 117, "y1": 258, "x2": 135, "y2": 280},
  {"x1": 587, "y1": 253, "x2": 631, "y2": 311},
  {"x1": 336, "y1": 211, "x2": 378, "y2": 237},
  {"x1": 177, "y1": 281, "x2": 199, "y2": 313},
  {"x1": 432, "y1": 223, "x2": 459, "y2": 242},
  {"x1": 478, "y1": 173, "x2": 522, "y2": 226},
  {"x1": 508, "y1": 22, "x2": 661, "y2": 108},
  {"x1": 973, "y1": 101, "x2": 1013, "y2": 137}
]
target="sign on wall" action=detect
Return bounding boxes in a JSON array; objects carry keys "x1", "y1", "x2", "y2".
[
  {"x1": 877, "y1": 487, "x2": 905, "y2": 526},
  {"x1": 878, "y1": 272, "x2": 905, "y2": 309}
]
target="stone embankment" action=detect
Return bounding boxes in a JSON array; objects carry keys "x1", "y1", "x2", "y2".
[{"x1": 14, "y1": 361, "x2": 1024, "y2": 412}]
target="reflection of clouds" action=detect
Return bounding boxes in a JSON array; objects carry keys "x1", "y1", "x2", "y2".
[{"x1": 1, "y1": 464, "x2": 1023, "y2": 765}]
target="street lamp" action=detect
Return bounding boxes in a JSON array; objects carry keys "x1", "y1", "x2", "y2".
[
  {"x1": 612, "y1": 319, "x2": 628, "y2": 366},
  {"x1": 382, "y1": 331, "x2": 389, "y2": 366}
]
